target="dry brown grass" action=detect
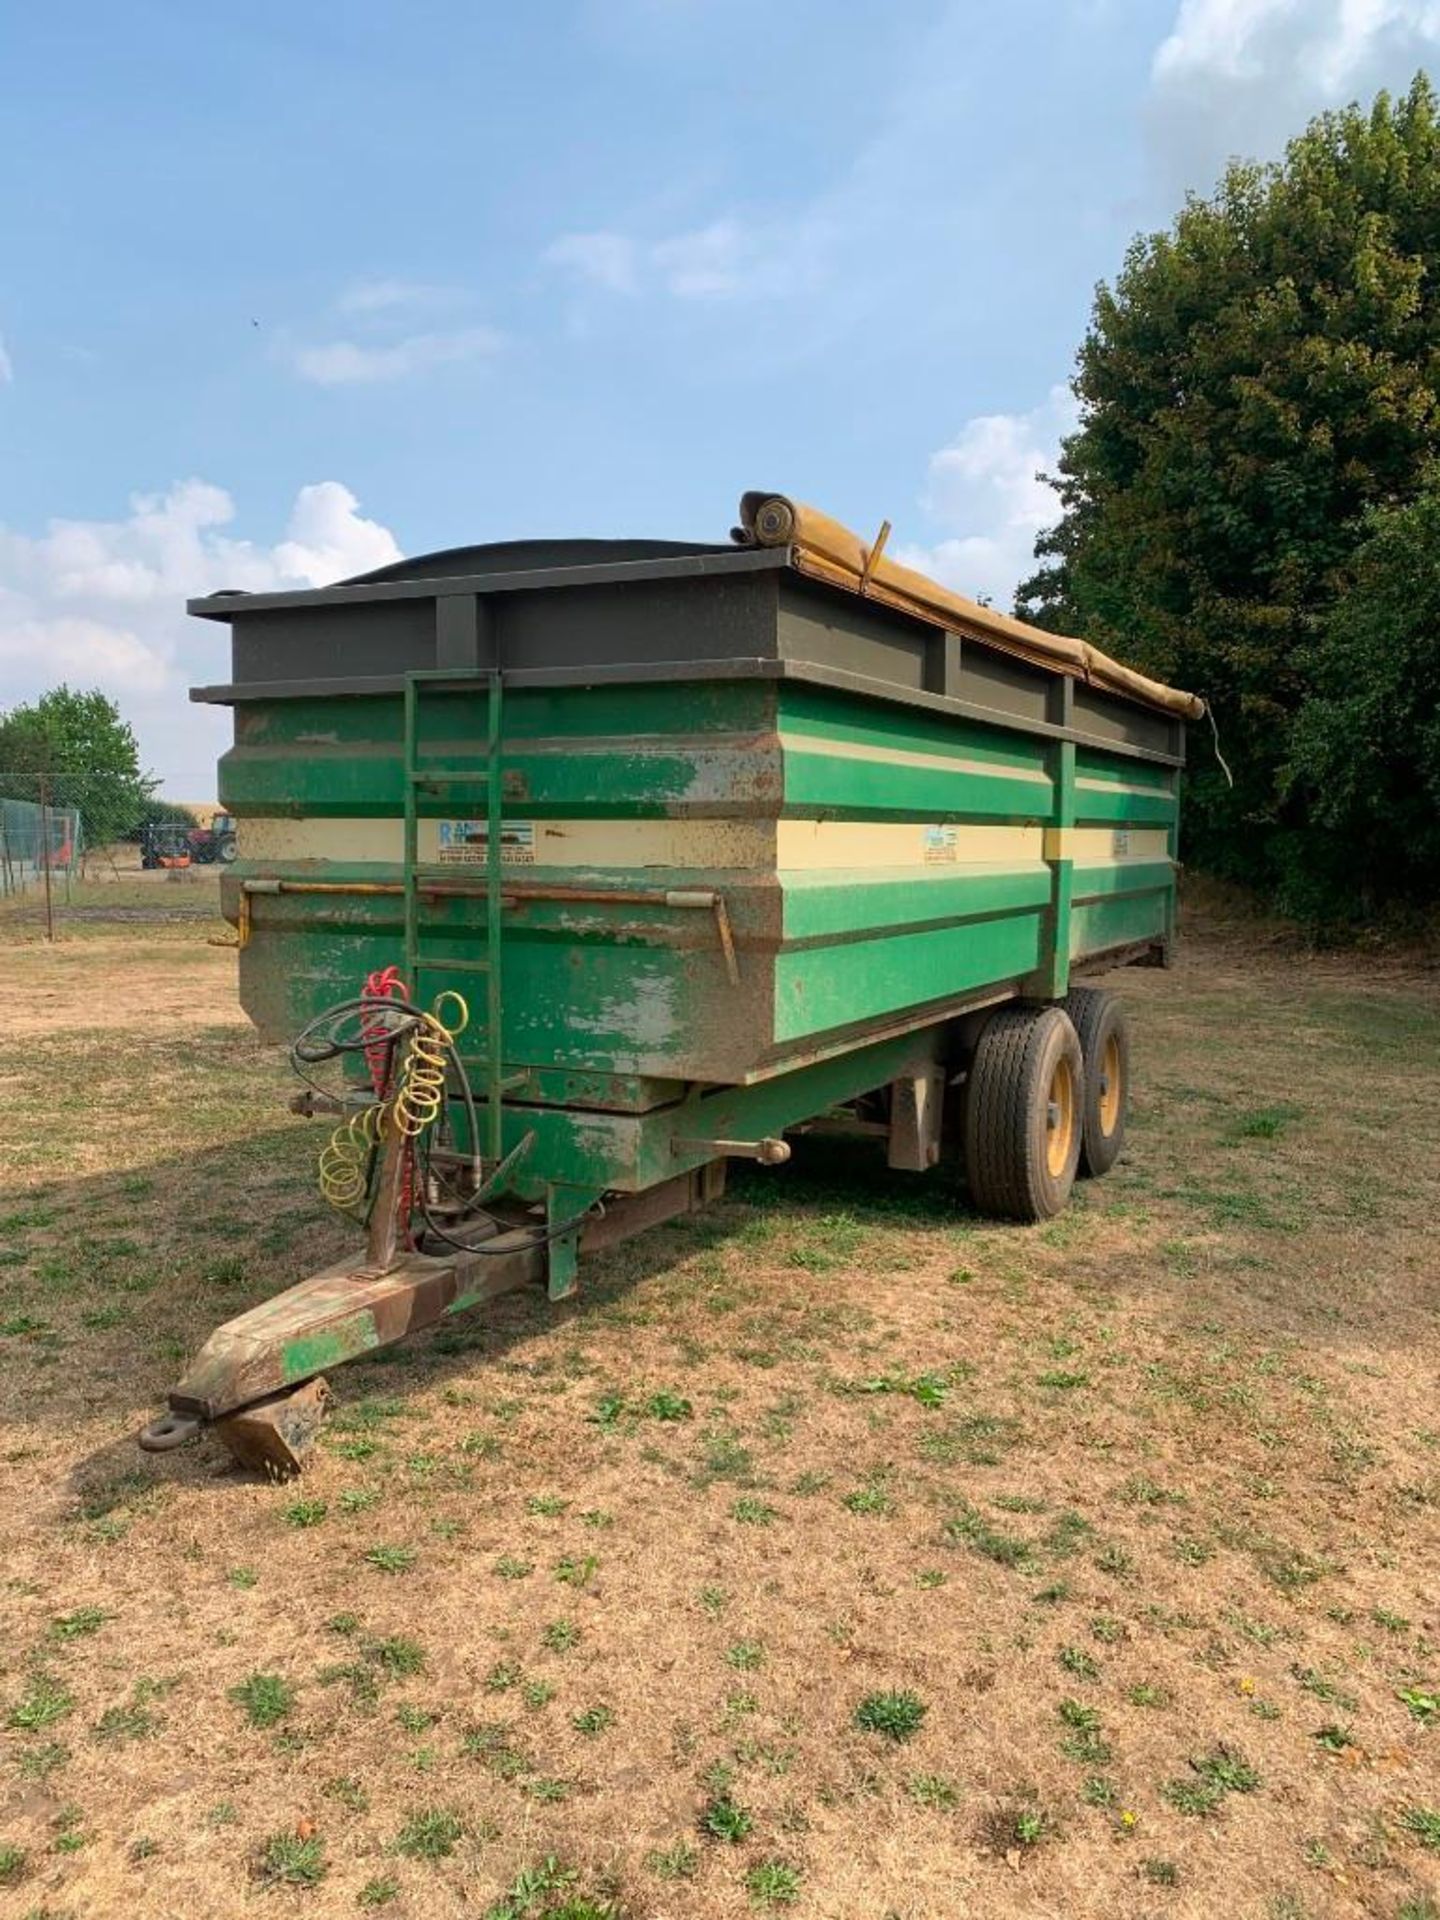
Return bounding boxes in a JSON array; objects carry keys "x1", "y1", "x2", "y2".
[{"x1": 1, "y1": 906, "x2": 1438, "y2": 1919}]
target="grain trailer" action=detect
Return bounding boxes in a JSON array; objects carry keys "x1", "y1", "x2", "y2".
[{"x1": 138, "y1": 492, "x2": 1201, "y2": 1472}]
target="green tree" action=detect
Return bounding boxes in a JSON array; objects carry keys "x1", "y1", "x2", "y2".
[
  {"x1": 131, "y1": 796, "x2": 199, "y2": 837},
  {"x1": 0, "y1": 686, "x2": 157, "y2": 850},
  {"x1": 1284, "y1": 477, "x2": 1440, "y2": 918},
  {"x1": 1018, "y1": 75, "x2": 1440, "y2": 919}
]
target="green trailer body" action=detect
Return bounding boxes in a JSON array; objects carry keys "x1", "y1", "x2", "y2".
[
  {"x1": 143, "y1": 513, "x2": 1189, "y2": 1470},
  {"x1": 192, "y1": 537, "x2": 1182, "y2": 1082}
]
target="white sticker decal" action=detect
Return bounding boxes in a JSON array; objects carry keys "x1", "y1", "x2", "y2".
[
  {"x1": 437, "y1": 820, "x2": 537, "y2": 864},
  {"x1": 922, "y1": 824, "x2": 958, "y2": 864}
]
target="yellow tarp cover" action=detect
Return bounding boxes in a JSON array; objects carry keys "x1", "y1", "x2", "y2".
[{"x1": 735, "y1": 491, "x2": 1204, "y2": 722}]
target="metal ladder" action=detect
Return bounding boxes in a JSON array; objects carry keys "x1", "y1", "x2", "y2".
[{"x1": 402, "y1": 667, "x2": 509, "y2": 1164}]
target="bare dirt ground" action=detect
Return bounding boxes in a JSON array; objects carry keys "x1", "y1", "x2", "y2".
[{"x1": 1, "y1": 901, "x2": 1438, "y2": 1920}]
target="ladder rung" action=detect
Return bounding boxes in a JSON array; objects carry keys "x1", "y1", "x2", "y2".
[
  {"x1": 408, "y1": 864, "x2": 499, "y2": 879},
  {"x1": 411, "y1": 956, "x2": 491, "y2": 975},
  {"x1": 407, "y1": 767, "x2": 493, "y2": 784}
]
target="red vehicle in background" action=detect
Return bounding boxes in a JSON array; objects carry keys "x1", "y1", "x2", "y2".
[
  {"x1": 188, "y1": 811, "x2": 237, "y2": 865},
  {"x1": 139, "y1": 812, "x2": 236, "y2": 869}
]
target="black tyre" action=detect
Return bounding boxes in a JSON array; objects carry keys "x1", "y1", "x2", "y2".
[
  {"x1": 215, "y1": 833, "x2": 238, "y2": 864},
  {"x1": 962, "y1": 1004, "x2": 1084, "y2": 1221},
  {"x1": 1062, "y1": 986, "x2": 1130, "y2": 1177}
]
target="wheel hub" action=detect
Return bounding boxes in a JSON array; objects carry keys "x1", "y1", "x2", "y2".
[
  {"x1": 1045, "y1": 1056, "x2": 1077, "y2": 1177},
  {"x1": 1097, "y1": 1032, "x2": 1123, "y2": 1136}
]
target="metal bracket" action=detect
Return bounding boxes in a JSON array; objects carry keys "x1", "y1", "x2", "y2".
[
  {"x1": 887, "y1": 1066, "x2": 946, "y2": 1171},
  {"x1": 672, "y1": 1135, "x2": 791, "y2": 1165},
  {"x1": 545, "y1": 1184, "x2": 606, "y2": 1302}
]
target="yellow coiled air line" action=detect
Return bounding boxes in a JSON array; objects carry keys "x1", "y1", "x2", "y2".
[
  {"x1": 317, "y1": 1101, "x2": 389, "y2": 1210},
  {"x1": 394, "y1": 990, "x2": 469, "y2": 1137},
  {"x1": 316, "y1": 990, "x2": 469, "y2": 1211}
]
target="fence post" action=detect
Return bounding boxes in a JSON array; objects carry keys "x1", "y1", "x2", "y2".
[{"x1": 39, "y1": 773, "x2": 55, "y2": 943}]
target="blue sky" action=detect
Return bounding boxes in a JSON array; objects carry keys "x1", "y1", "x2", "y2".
[{"x1": 2, "y1": 0, "x2": 1438, "y2": 794}]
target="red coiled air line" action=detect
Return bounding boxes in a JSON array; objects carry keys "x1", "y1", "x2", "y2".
[{"x1": 361, "y1": 964, "x2": 413, "y2": 1246}]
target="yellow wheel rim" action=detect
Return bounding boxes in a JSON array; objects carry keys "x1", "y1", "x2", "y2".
[
  {"x1": 1045, "y1": 1055, "x2": 1077, "y2": 1178},
  {"x1": 1097, "y1": 1032, "x2": 1122, "y2": 1137}
]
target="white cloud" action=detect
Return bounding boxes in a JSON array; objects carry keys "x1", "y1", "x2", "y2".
[
  {"x1": 0, "y1": 334, "x2": 12, "y2": 385},
  {"x1": 291, "y1": 326, "x2": 504, "y2": 386},
  {"x1": 0, "y1": 617, "x2": 169, "y2": 695},
  {"x1": 271, "y1": 482, "x2": 402, "y2": 581},
  {"x1": 1148, "y1": 0, "x2": 1440, "y2": 187},
  {"x1": 284, "y1": 279, "x2": 502, "y2": 383},
  {"x1": 652, "y1": 219, "x2": 750, "y2": 298},
  {"x1": 337, "y1": 278, "x2": 450, "y2": 315},
  {"x1": 0, "y1": 480, "x2": 401, "y2": 795},
  {"x1": 543, "y1": 232, "x2": 639, "y2": 295},
  {"x1": 893, "y1": 385, "x2": 1078, "y2": 610},
  {"x1": 545, "y1": 213, "x2": 816, "y2": 306}
]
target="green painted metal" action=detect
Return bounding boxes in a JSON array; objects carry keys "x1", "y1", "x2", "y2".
[
  {"x1": 1164, "y1": 770, "x2": 1182, "y2": 957},
  {"x1": 1071, "y1": 890, "x2": 1175, "y2": 956},
  {"x1": 1072, "y1": 784, "x2": 1175, "y2": 826},
  {"x1": 170, "y1": 1243, "x2": 546, "y2": 1420},
  {"x1": 779, "y1": 865, "x2": 1050, "y2": 942},
  {"x1": 225, "y1": 680, "x2": 771, "y2": 821},
  {"x1": 773, "y1": 909, "x2": 1045, "y2": 1044},
  {"x1": 1074, "y1": 745, "x2": 1173, "y2": 790},
  {"x1": 159, "y1": 561, "x2": 1195, "y2": 1443},
  {"x1": 411, "y1": 1018, "x2": 966, "y2": 1202},
  {"x1": 171, "y1": 1015, "x2": 951, "y2": 1424},
  {"x1": 282, "y1": 1324, "x2": 372, "y2": 1384},
  {"x1": 545, "y1": 1185, "x2": 606, "y2": 1301},
  {"x1": 1040, "y1": 736, "x2": 1077, "y2": 999},
  {"x1": 215, "y1": 652, "x2": 1183, "y2": 1282},
  {"x1": 1071, "y1": 859, "x2": 1176, "y2": 902},
  {"x1": 221, "y1": 675, "x2": 1180, "y2": 1088},
  {"x1": 781, "y1": 733, "x2": 1053, "y2": 822},
  {"x1": 403, "y1": 668, "x2": 508, "y2": 1160}
]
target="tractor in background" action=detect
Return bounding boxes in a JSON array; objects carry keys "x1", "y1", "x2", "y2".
[
  {"x1": 139, "y1": 810, "x2": 235, "y2": 869},
  {"x1": 139, "y1": 822, "x2": 193, "y2": 869},
  {"x1": 188, "y1": 811, "x2": 237, "y2": 864}
]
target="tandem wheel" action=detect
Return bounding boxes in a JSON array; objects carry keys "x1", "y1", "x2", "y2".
[
  {"x1": 1062, "y1": 986, "x2": 1131, "y2": 1177},
  {"x1": 961, "y1": 1003, "x2": 1084, "y2": 1222}
]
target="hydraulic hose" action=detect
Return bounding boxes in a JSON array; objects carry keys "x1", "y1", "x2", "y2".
[{"x1": 290, "y1": 989, "x2": 597, "y2": 1255}]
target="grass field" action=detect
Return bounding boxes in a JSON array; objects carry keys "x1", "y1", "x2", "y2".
[{"x1": 1, "y1": 890, "x2": 1438, "y2": 1919}]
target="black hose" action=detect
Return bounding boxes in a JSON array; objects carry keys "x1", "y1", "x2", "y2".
[
  {"x1": 411, "y1": 1178, "x2": 600, "y2": 1257},
  {"x1": 290, "y1": 991, "x2": 595, "y2": 1255},
  {"x1": 289, "y1": 992, "x2": 481, "y2": 1183}
]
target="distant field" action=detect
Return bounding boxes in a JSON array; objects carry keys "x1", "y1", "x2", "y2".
[{"x1": 0, "y1": 906, "x2": 1438, "y2": 1918}]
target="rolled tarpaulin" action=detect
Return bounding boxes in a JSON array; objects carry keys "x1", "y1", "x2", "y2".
[{"x1": 735, "y1": 490, "x2": 1205, "y2": 722}]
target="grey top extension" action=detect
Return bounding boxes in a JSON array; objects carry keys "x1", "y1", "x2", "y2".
[{"x1": 188, "y1": 536, "x2": 1184, "y2": 765}]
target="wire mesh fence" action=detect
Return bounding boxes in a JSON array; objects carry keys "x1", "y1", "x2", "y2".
[{"x1": 0, "y1": 795, "x2": 84, "y2": 901}]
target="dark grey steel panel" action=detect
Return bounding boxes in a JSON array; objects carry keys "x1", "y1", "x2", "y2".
[
  {"x1": 957, "y1": 649, "x2": 1052, "y2": 725},
  {"x1": 778, "y1": 579, "x2": 929, "y2": 693},
  {"x1": 495, "y1": 572, "x2": 776, "y2": 672},
  {"x1": 222, "y1": 571, "x2": 777, "y2": 688},
  {"x1": 235, "y1": 601, "x2": 436, "y2": 684},
  {"x1": 187, "y1": 532, "x2": 1187, "y2": 765},
  {"x1": 1074, "y1": 684, "x2": 1175, "y2": 756}
]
